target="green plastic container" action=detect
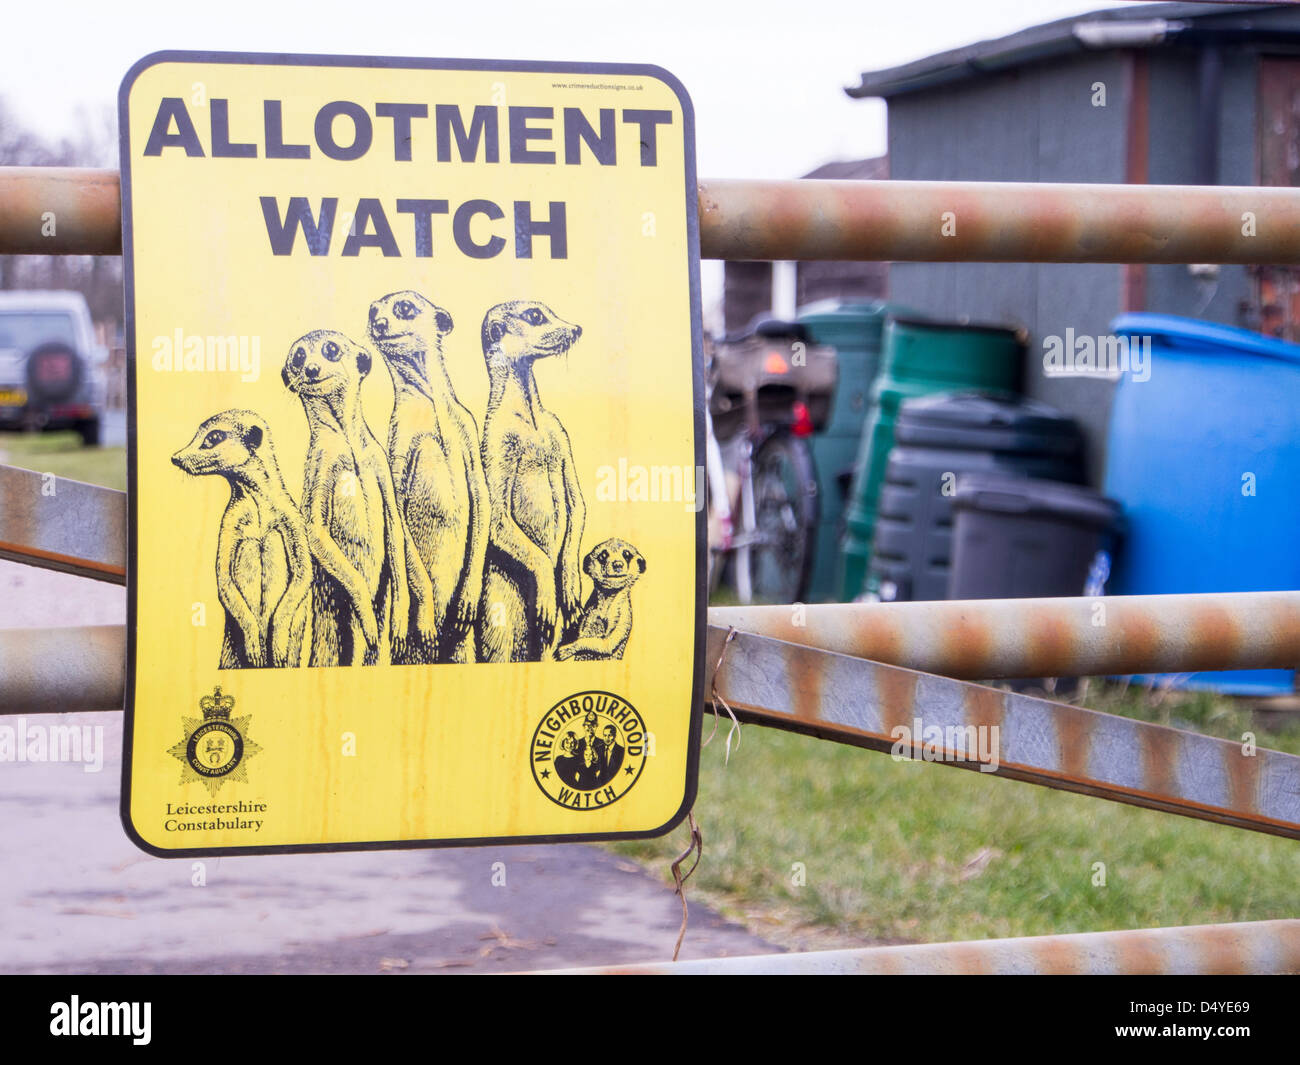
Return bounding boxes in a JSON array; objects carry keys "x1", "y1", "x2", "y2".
[
  {"x1": 839, "y1": 317, "x2": 1024, "y2": 600},
  {"x1": 796, "y1": 301, "x2": 892, "y2": 603}
]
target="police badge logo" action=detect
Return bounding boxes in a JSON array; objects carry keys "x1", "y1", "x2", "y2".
[
  {"x1": 168, "y1": 686, "x2": 261, "y2": 795},
  {"x1": 531, "y1": 692, "x2": 648, "y2": 810}
]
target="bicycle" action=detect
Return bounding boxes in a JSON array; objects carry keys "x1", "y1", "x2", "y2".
[{"x1": 704, "y1": 321, "x2": 833, "y2": 604}]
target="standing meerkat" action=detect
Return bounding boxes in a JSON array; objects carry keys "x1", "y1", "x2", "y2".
[
  {"x1": 555, "y1": 538, "x2": 646, "y2": 661},
  {"x1": 282, "y1": 329, "x2": 434, "y2": 666},
  {"x1": 171, "y1": 409, "x2": 311, "y2": 669},
  {"x1": 369, "y1": 290, "x2": 488, "y2": 664},
  {"x1": 477, "y1": 301, "x2": 586, "y2": 662}
]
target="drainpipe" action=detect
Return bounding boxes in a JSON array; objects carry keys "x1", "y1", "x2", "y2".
[
  {"x1": 1193, "y1": 45, "x2": 1224, "y2": 295},
  {"x1": 1198, "y1": 44, "x2": 1223, "y2": 187}
]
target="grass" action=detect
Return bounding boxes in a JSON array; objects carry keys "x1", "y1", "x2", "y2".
[
  {"x1": 611, "y1": 681, "x2": 1300, "y2": 950},
  {"x1": 0, "y1": 431, "x2": 126, "y2": 491}
]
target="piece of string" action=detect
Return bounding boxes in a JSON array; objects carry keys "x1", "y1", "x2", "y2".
[
  {"x1": 669, "y1": 630, "x2": 738, "y2": 961},
  {"x1": 703, "y1": 627, "x2": 741, "y2": 764},
  {"x1": 671, "y1": 810, "x2": 702, "y2": 962}
]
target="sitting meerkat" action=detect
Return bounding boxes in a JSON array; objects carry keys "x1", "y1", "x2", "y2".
[
  {"x1": 369, "y1": 290, "x2": 488, "y2": 664},
  {"x1": 282, "y1": 329, "x2": 435, "y2": 666},
  {"x1": 171, "y1": 409, "x2": 311, "y2": 669},
  {"x1": 555, "y1": 538, "x2": 646, "y2": 661},
  {"x1": 476, "y1": 301, "x2": 586, "y2": 663}
]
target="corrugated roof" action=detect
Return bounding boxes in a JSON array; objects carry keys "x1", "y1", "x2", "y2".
[{"x1": 846, "y1": 2, "x2": 1289, "y2": 99}]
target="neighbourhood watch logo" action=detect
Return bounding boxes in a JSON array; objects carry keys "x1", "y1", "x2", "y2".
[{"x1": 530, "y1": 691, "x2": 648, "y2": 809}]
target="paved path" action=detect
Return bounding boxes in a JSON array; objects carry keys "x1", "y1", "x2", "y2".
[
  {"x1": 101, "y1": 408, "x2": 127, "y2": 448},
  {"x1": 0, "y1": 560, "x2": 775, "y2": 973}
]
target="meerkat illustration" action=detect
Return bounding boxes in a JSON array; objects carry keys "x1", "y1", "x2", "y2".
[
  {"x1": 369, "y1": 290, "x2": 488, "y2": 664},
  {"x1": 477, "y1": 301, "x2": 587, "y2": 662},
  {"x1": 555, "y1": 538, "x2": 646, "y2": 661},
  {"x1": 171, "y1": 409, "x2": 311, "y2": 669},
  {"x1": 282, "y1": 330, "x2": 435, "y2": 666}
]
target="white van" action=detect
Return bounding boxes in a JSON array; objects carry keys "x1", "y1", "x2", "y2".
[{"x1": 0, "y1": 291, "x2": 107, "y2": 446}]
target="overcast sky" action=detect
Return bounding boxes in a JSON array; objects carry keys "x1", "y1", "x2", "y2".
[{"x1": 2, "y1": 0, "x2": 1131, "y2": 316}]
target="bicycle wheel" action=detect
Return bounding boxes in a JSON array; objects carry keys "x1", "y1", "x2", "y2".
[{"x1": 749, "y1": 431, "x2": 818, "y2": 604}]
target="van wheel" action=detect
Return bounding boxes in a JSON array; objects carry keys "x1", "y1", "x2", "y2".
[{"x1": 76, "y1": 418, "x2": 101, "y2": 447}]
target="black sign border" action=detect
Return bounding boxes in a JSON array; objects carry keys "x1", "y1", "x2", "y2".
[{"x1": 118, "y1": 50, "x2": 705, "y2": 858}]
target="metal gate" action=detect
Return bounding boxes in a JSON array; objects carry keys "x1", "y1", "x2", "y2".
[{"x1": 2, "y1": 166, "x2": 1300, "y2": 973}]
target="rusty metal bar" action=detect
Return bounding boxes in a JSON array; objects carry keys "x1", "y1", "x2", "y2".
[
  {"x1": 710, "y1": 593, "x2": 1300, "y2": 679},
  {"x1": 698, "y1": 178, "x2": 1300, "y2": 262},
  {"x1": 536, "y1": 918, "x2": 1300, "y2": 974},
  {"x1": 5, "y1": 167, "x2": 1300, "y2": 263},
  {"x1": 0, "y1": 626, "x2": 124, "y2": 714},
  {"x1": 5, "y1": 597, "x2": 1299, "y2": 716},
  {"x1": 0, "y1": 167, "x2": 121, "y2": 256},
  {"x1": 1, "y1": 595, "x2": 1299, "y2": 717},
  {"x1": 0, "y1": 464, "x2": 126, "y2": 583},
  {"x1": 705, "y1": 627, "x2": 1300, "y2": 841}
]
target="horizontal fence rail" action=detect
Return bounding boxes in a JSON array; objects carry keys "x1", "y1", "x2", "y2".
[
  {"x1": 711, "y1": 594, "x2": 1300, "y2": 680},
  {"x1": 705, "y1": 628, "x2": 1300, "y2": 841},
  {"x1": 0, "y1": 168, "x2": 121, "y2": 256},
  {"x1": 5, "y1": 167, "x2": 1300, "y2": 263},
  {"x1": 0, "y1": 626, "x2": 125, "y2": 715},
  {"x1": 538, "y1": 919, "x2": 1300, "y2": 975},
  {"x1": 697, "y1": 178, "x2": 1300, "y2": 262},
  {"x1": 8, "y1": 597, "x2": 1300, "y2": 713}
]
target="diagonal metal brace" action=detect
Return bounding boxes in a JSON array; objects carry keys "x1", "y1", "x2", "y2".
[
  {"x1": 0, "y1": 464, "x2": 126, "y2": 583},
  {"x1": 706, "y1": 626, "x2": 1300, "y2": 841}
]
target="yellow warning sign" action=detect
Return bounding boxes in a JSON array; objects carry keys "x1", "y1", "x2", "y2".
[{"x1": 119, "y1": 52, "x2": 704, "y2": 855}]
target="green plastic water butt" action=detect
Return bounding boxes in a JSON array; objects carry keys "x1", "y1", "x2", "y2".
[
  {"x1": 839, "y1": 317, "x2": 1023, "y2": 600},
  {"x1": 796, "y1": 301, "x2": 891, "y2": 603}
]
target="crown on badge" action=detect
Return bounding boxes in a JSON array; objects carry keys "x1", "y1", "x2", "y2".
[{"x1": 200, "y1": 686, "x2": 235, "y2": 720}]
